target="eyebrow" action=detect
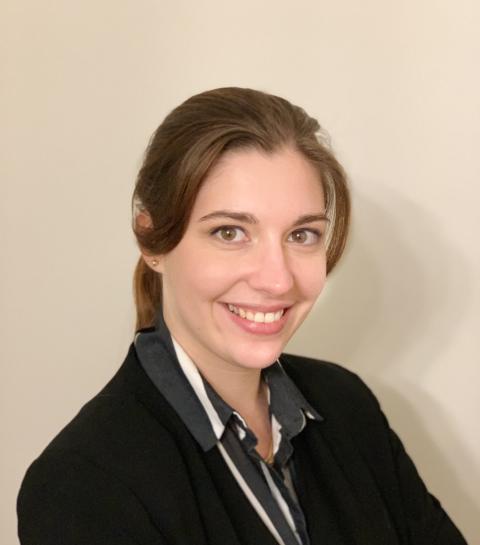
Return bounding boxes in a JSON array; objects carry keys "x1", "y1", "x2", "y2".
[{"x1": 198, "y1": 210, "x2": 330, "y2": 226}]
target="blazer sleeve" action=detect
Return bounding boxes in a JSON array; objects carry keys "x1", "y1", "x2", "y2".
[
  {"x1": 349, "y1": 368, "x2": 468, "y2": 544},
  {"x1": 386, "y1": 424, "x2": 468, "y2": 545},
  {"x1": 17, "y1": 449, "x2": 168, "y2": 545}
]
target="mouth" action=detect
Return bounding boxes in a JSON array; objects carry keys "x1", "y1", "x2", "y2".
[
  {"x1": 222, "y1": 302, "x2": 292, "y2": 336},
  {"x1": 224, "y1": 303, "x2": 291, "y2": 324}
]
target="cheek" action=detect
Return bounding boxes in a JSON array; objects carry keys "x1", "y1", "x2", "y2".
[
  {"x1": 166, "y1": 248, "x2": 237, "y2": 302},
  {"x1": 198, "y1": 260, "x2": 241, "y2": 297},
  {"x1": 294, "y1": 258, "x2": 327, "y2": 299}
]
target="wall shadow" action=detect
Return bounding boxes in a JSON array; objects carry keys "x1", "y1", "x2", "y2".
[{"x1": 287, "y1": 187, "x2": 479, "y2": 540}]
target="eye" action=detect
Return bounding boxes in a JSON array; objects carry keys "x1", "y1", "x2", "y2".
[
  {"x1": 210, "y1": 225, "x2": 247, "y2": 243},
  {"x1": 288, "y1": 228, "x2": 321, "y2": 245}
]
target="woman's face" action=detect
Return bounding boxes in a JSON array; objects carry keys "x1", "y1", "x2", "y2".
[{"x1": 153, "y1": 146, "x2": 328, "y2": 374}]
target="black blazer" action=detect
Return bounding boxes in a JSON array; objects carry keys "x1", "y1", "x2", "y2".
[{"x1": 17, "y1": 344, "x2": 467, "y2": 545}]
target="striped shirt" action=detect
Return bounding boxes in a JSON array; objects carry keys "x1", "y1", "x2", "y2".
[{"x1": 135, "y1": 316, "x2": 322, "y2": 545}]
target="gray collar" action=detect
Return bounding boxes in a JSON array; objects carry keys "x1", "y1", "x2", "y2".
[{"x1": 135, "y1": 311, "x2": 323, "y2": 453}]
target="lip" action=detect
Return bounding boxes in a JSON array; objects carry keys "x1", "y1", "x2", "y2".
[{"x1": 221, "y1": 303, "x2": 291, "y2": 336}]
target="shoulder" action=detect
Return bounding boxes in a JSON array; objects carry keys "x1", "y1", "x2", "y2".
[
  {"x1": 279, "y1": 353, "x2": 396, "y2": 483},
  {"x1": 19, "y1": 394, "x2": 178, "y2": 492},
  {"x1": 280, "y1": 352, "x2": 377, "y2": 401},
  {"x1": 279, "y1": 352, "x2": 385, "y2": 429},
  {"x1": 16, "y1": 388, "x2": 180, "y2": 544},
  {"x1": 33, "y1": 350, "x2": 173, "y2": 460},
  {"x1": 19, "y1": 345, "x2": 187, "y2": 504}
]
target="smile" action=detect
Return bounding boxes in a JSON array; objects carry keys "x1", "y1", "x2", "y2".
[{"x1": 227, "y1": 304, "x2": 285, "y2": 323}]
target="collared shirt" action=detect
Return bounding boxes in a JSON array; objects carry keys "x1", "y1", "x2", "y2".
[{"x1": 135, "y1": 315, "x2": 323, "y2": 545}]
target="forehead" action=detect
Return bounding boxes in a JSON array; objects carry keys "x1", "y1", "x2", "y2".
[{"x1": 190, "y1": 147, "x2": 325, "y2": 219}]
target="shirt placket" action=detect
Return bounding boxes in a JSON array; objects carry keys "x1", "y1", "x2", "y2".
[{"x1": 233, "y1": 417, "x2": 309, "y2": 545}]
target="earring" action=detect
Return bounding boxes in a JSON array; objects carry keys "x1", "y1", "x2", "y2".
[{"x1": 151, "y1": 259, "x2": 159, "y2": 267}]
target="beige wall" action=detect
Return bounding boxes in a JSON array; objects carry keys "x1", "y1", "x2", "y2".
[{"x1": 2, "y1": 0, "x2": 479, "y2": 543}]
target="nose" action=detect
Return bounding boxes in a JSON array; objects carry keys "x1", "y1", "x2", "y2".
[{"x1": 246, "y1": 239, "x2": 294, "y2": 295}]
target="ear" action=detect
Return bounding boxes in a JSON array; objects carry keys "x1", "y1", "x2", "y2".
[
  {"x1": 141, "y1": 251, "x2": 164, "y2": 273},
  {"x1": 135, "y1": 208, "x2": 164, "y2": 273}
]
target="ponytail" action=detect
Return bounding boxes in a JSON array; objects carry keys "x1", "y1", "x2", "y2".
[{"x1": 133, "y1": 257, "x2": 162, "y2": 331}]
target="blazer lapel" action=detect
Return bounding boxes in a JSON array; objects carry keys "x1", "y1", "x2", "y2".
[
  {"x1": 203, "y1": 447, "x2": 282, "y2": 545},
  {"x1": 293, "y1": 422, "x2": 400, "y2": 545}
]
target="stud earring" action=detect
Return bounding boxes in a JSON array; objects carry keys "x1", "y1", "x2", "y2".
[{"x1": 151, "y1": 259, "x2": 159, "y2": 267}]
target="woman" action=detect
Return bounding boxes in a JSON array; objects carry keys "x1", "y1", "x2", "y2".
[{"x1": 17, "y1": 87, "x2": 467, "y2": 544}]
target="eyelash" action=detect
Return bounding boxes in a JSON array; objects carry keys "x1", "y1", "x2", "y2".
[{"x1": 209, "y1": 225, "x2": 322, "y2": 245}]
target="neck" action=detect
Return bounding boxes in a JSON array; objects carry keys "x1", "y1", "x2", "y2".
[
  {"x1": 169, "y1": 332, "x2": 272, "y2": 454},
  {"x1": 169, "y1": 337, "x2": 267, "y2": 417},
  {"x1": 198, "y1": 361, "x2": 266, "y2": 418},
  {"x1": 164, "y1": 312, "x2": 271, "y2": 418}
]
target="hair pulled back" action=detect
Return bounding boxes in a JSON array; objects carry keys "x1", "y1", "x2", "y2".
[{"x1": 132, "y1": 87, "x2": 350, "y2": 330}]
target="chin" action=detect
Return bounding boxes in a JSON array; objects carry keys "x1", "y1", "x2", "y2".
[{"x1": 230, "y1": 342, "x2": 286, "y2": 370}]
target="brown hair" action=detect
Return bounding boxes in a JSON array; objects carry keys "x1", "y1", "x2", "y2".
[{"x1": 132, "y1": 87, "x2": 350, "y2": 330}]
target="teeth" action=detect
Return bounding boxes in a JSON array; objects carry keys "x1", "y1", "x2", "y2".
[
  {"x1": 264, "y1": 313, "x2": 275, "y2": 323},
  {"x1": 226, "y1": 304, "x2": 285, "y2": 323}
]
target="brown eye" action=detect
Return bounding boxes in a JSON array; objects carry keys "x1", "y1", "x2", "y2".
[
  {"x1": 288, "y1": 229, "x2": 321, "y2": 245},
  {"x1": 211, "y1": 226, "x2": 246, "y2": 243},
  {"x1": 292, "y1": 231, "x2": 307, "y2": 243},
  {"x1": 220, "y1": 227, "x2": 237, "y2": 241}
]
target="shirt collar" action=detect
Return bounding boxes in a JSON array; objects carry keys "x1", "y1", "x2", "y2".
[
  {"x1": 135, "y1": 310, "x2": 323, "y2": 453},
  {"x1": 134, "y1": 311, "x2": 219, "y2": 451}
]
